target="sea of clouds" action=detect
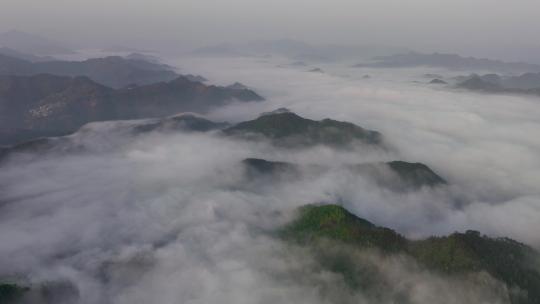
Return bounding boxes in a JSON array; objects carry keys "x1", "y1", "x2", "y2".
[{"x1": 0, "y1": 54, "x2": 539, "y2": 303}]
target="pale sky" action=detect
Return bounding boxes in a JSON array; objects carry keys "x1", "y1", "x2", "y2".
[{"x1": 1, "y1": 0, "x2": 540, "y2": 60}]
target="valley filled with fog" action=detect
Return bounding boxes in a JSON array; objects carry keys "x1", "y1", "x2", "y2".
[
  {"x1": 179, "y1": 54, "x2": 540, "y2": 242},
  {"x1": 3, "y1": 0, "x2": 540, "y2": 300},
  {"x1": 1, "y1": 48, "x2": 539, "y2": 303}
]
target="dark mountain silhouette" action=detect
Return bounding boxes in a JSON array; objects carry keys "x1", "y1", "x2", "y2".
[
  {"x1": 478, "y1": 73, "x2": 503, "y2": 84},
  {"x1": 282, "y1": 204, "x2": 540, "y2": 304},
  {"x1": 241, "y1": 157, "x2": 446, "y2": 191},
  {"x1": 456, "y1": 73, "x2": 540, "y2": 96},
  {"x1": 352, "y1": 161, "x2": 447, "y2": 190},
  {"x1": 112, "y1": 76, "x2": 263, "y2": 119},
  {"x1": 0, "y1": 116, "x2": 222, "y2": 163},
  {"x1": 457, "y1": 75, "x2": 503, "y2": 91},
  {"x1": 0, "y1": 54, "x2": 34, "y2": 75},
  {"x1": 0, "y1": 281, "x2": 77, "y2": 304},
  {"x1": 503, "y1": 72, "x2": 540, "y2": 89},
  {"x1": 0, "y1": 74, "x2": 114, "y2": 145},
  {"x1": 458, "y1": 72, "x2": 540, "y2": 89},
  {"x1": 0, "y1": 283, "x2": 28, "y2": 303},
  {"x1": 131, "y1": 113, "x2": 229, "y2": 134},
  {"x1": 224, "y1": 111, "x2": 382, "y2": 148},
  {"x1": 0, "y1": 74, "x2": 263, "y2": 145},
  {"x1": 355, "y1": 52, "x2": 540, "y2": 72},
  {"x1": 241, "y1": 158, "x2": 301, "y2": 181},
  {"x1": 0, "y1": 113, "x2": 229, "y2": 161},
  {"x1": 387, "y1": 161, "x2": 446, "y2": 186},
  {"x1": 0, "y1": 53, "x2": 180, "y2": 88}
]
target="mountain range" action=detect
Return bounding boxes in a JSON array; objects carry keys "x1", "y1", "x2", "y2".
[
  {"x1": 0, "y1": 30, "x2": 75, "y2": 56},
  {"x1": 242, "y1": 157, "x2": 447, "y2": 192},
  {"x1": 455, "y1": 74, "x2": 540, "y2": 96},
  {"x1": 0, "y1": 110, "x2": 378, "y2": 159},
  {"x1": 223, "y1": 109, "x2": 382, "y2": 148},
  {"x1": 0, "y1": 53, "x2": 179, "y2": 88},
  {"x1": 0, "y1": 74, "x2": 263, "y2": 145},
  {"x1": 1, "y1": 109, "x2": 441, "y2": 194},
  {"x1": 355, "y1": 52, "x2": 540, "y2": 73},
  {"x1": 191, "y1": 39, "x2": 408, "y2": 62}
]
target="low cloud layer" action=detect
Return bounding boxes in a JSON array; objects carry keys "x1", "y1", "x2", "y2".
[
  {"x1": 179, "y1": 56, "x2": 540, "y2": 240},
  {"x1": 0, "y1": 55, "x2": 539, "y2": 303}
]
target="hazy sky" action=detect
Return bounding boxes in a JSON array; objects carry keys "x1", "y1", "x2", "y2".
[{"x1": 1, "y1": 0, "x2": 540, "y2": 59}]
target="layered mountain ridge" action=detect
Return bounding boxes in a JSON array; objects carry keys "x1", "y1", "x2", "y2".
[
  {"x1": 0, "y1": 74, "x2": 263, "y2": 145},
  {"x1": 356, "y1": 52, "x2": 540, "y2": 73},
  {"x1": 224, "y1": 111, "x2": 382, "y2": 148},
  {"x1": 456, "y1": 73, "x2": 540, "y2": 96},
  {"x1": 0, "y1": 53, "x2": 179, "y2": 88}
]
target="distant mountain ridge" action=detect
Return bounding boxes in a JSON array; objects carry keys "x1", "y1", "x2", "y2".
[
  {"x1": 192, "y1": 39, "x2": 408, "y2": 62},
  {"x1": 0, "y1": 74, "x2": 263, "y2": 145},
  {"x1": 242, "y1": 158, "x2": 447, "y2": 191},
  {"x1": 355, "y1": 52, "x2": 540, "y2": 73},
  {"x1": 224, "y1": 111, "x2": 382, "y2": 148},
  {"x1": 0, "y1": 113, "x2": 229, "y2": 160},
  {"x1": 1, "y1": 109, "x2": 382, "y2": 158},
  {"x1": 0, "y1": 53, "x2": 179, "y2": 88},
  {"x1": 456, "y1": 73, "x2": 540, "y2": 96},
  {"x1": 0, "y1": 30, "x2": 75, "y2": 56}
]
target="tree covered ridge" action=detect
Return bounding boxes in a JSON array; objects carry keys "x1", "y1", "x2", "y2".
[
  {"x1": 224, "y1": 112, "x2": 382, "y2": 147},
  {"x1": 281, "y1": 204, "x2": 540, "y2": 304}
]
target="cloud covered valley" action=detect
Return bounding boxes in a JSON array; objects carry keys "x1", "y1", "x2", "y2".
[{"x1": 1, "y1": 55, "x2": 539, "y2": 304}]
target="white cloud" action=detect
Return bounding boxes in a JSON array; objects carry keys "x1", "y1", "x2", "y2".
[{"x1": 0, "y1": 56, "x2": 538, "y2": 303}]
